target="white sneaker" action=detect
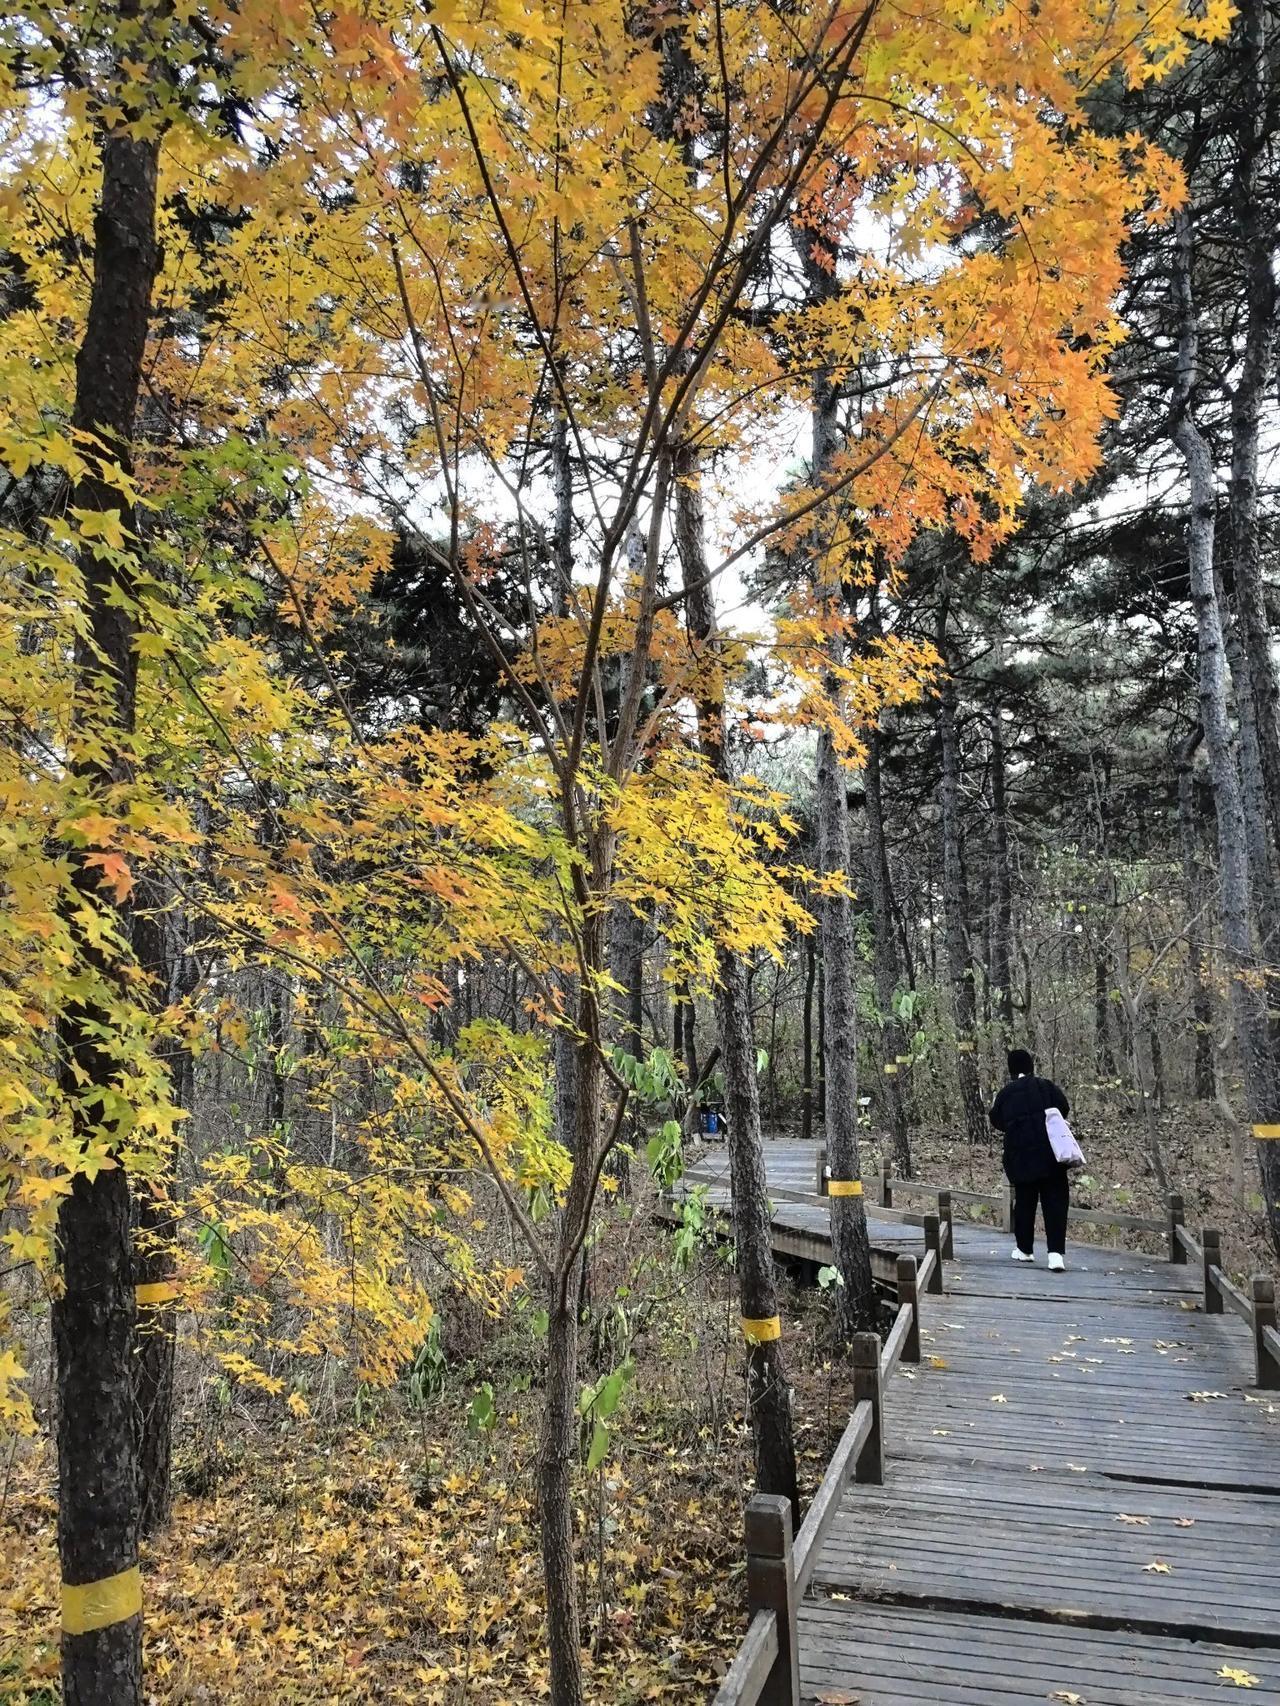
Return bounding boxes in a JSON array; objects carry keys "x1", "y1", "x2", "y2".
[
  {"x1": 1011, "y1": 1247, "x2": 1035, "y2": 1263},
  {"x1": 1047, "y1": 1252, "x2": 1066, "y2": 1273}
]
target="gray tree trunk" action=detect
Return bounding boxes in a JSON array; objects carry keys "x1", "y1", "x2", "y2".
[
  {"x1": 936, "y1": 637, "x2": 987, "y2": 1144},
  {"x1": 1173, "y1": 209, "x2": 1280, "y2": 1250},
  {"x1": 865, "y1": 725, "x2": 912, "y2": 1176},
  {"x1": 989, "y1": 705, "x2": 1015, "y2": 1038},
  {"x1": 1176, "y1": 731, "x2": 1216, "y2": 1100},
  {"x1": 674, "y1": 443, "x2": 798, "y2": 1512},
  {"x1": 1227, "y1": 0, "x2": 1280, "y2": 863}
]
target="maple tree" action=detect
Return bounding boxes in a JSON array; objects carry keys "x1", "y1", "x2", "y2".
[{"x1": 0, "y1": 0, "x2": 1236, "y2": 1702}]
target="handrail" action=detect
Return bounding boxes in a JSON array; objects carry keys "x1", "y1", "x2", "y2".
[
  {"x1": 712, "y1": 1611, "x2": 779, "y2": 1706},
  {"x1": 1210, "y1": 1265, "x2": 1254, "y2": 1326},
  {"x1": 880, "y1": 1301, "x2": 913, "y2": 1382},
  {"x1": 717, "y1": 1251, "x2": 926, "y2": 1705},
  {"x1": 792, "y1": 1401, "x2": 873, "y2": 1597},
  {"x1": 885, "y1": 1176, "x2": 1003, "y2": 1210},
  {"x1": 1176, "y1": 1222, "x2": 1202, "y2": 1260}
]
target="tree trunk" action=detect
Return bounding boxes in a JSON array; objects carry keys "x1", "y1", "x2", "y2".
[
  {"x1": 1093, "y1": 945, "x2": 1116, "y2": 1080},
  {"x1": 989, "y1": 705, "x2": 1015, "y2": 1038},
  {"x1": 54, "y1": 120, "x2": 161, "y2": 1706},
  {"x1": 1173, "y1": 208, "x2": 1280, "y2": 1250},
  {"x1": 1225, "y1": 604, "x2": 1280, "y2": 961},
  {"x1": 936, "y1": 634, "x2": 987, "y2": 1144},
  {"x1": 816, "y1": 730, "x2": 879, "y2": 1334},
  {"x1": 675, "y1": 441, "x2": 797, "y2": 1513},
  {"x1": 1227, "y1": 0, "x2": 1280, "y2": 862},
  {"x1": 539, "y1": 1263, "x2": 583, "y2": 1706},
  {"x1": 606, "y1": 899, "x2": 644, "y2": 1190},
  {"x1": 865, "y1": 726, "x2": 912, "y2": 1174},
  {"x1": 800, "y1": 935, "x2": 816, "y2": 1146},
  {"x1": 1176, "y1": 730, "x2": 1216, "y2": 1101}
]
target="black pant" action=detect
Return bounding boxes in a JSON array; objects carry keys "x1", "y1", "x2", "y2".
[{"x1": 1014, "y1": 1171, "x2": 1069, "y2": 1255}]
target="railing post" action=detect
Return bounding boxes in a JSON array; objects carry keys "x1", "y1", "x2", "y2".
[
  {"x1": 745, "y1": 1493, "x2": 799, "y2": 1706},
  {"x1": 1202, "y1": 1227, "x2": 1223, "y2": 1314},
  {"x1": 897, "y1": 1255, "x2": 921, "y2": 1363},
  {"x1": 1167, "y1": 1193, "x2": 1185, "y2": 1264},
  {"x1": 1001, "y1": 1181, "x2": 1013, "y2": 1235},
  {"x1": 852, "y1": 1331, "x2": 884, "y2": 1484},
  {"x1": 816, "y1": 1145, "x2": 828, "y2": 1197},
  {"x1": 923, "y1": 1213, "x2": 944, "y2": 1293},
  {"x1": 1252, "y1": 1276, "x2": 1280, "y2": 1389},
  {"x1": 880, "y1": 1157, "x2": 892, "y2": 1209},
  {"x1": 937, "y1": 1188, "x2": 955, "y2": 1259}
]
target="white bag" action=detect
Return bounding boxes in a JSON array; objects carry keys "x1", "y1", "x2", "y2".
[{"x1": 1046, "y1": 1107, "x2": 1085, "y2": 1170}]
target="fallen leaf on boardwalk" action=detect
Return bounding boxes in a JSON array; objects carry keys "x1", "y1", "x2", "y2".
[
  {"x1": 1178, "y1": 1300, "x2": 1199, "y2": 1310},
  {"x1": 1067, "y1": 1463, "x2": 1088, "y2": 1472},
  {"x1": 1114, "y1": 1514, "x2": 1149, "y2": 1525},
  {"x1": 990, "y1": 1394, "x2": 1008, "y2": 1403},
  {"x1": 928, "y1": 1356, "x2": 948, "y2": 1369},
  {"x1": 816, "y1": 1692, "x2": 862, "y2": 1704},
  {"x1": 931, "y1": 1428, "x2": 951, "y2": 1436},
  {"x1": 1143, "y1": 1560, "x2": 1173, "y2": 1574},
  {"x1": 1173, "y1": 1517, "x2": 1196, "y2": 1527},
  {"x1": 1049, "y1": 1693, "x2": 1085, "y2": 1704},
  {"x1": 899, "y1": 1369, "x2": 916, "y2": 1380},
  {"x1": 1217, "y1": 1666, "x2": 1260, "y2": 1687},
  {"x1": 1188, "y1": 1391, "x2": 1229, "y2": 1401}
]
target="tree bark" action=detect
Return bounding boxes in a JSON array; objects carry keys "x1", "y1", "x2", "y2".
[
  {"x1": 1172, "y1": 208, "x2": 1280, "y2": 1250},
  {"x1": 794, "y1": 223, "x2": 877, "y2": 1334},
  {"x1": 815, "y1": 728, "x2": 879, "y2": 1333},
  {"x1": 1176, "y1": 730, "x2": 1216, "y2": 1101},
  {"x1": 55, "y1": 120, "x2": 161, "y2": 1706},
  {"x1": 675, "y1": 441, "x2": 797, "y2": 1514},
  {"x1": 936, "y1": 625, "x2": 987, "y2": 1144},
  {"x1": 1227, "y1": 0, "x2": 1280, "y2": 864},
  {"x1": 989, "y1": 704, "x2": 1015, "y2": 1038},
  {"x1": 800, "y1": 935, "x2": 816, "y2": 1146},
  {"x1": 864, "y1": 726, "x2": 912, "y2": 1174}
]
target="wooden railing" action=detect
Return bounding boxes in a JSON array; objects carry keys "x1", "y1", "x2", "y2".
[
  {"x1": 712, "y1": 1248, "x2": 936, "y2": 1706},
  {"x1": 711, "y1": 1183, "x2": 1280, "y2": 1706},
  {"x1": 865, "y1": 1155, "x2": 1169, "y2": 1241},
  {"x1": 1169, "y1": 1204, "x2": 1280, "y2": 1392}
]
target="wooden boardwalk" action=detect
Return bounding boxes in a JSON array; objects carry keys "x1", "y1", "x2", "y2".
[{"x1": 693, "y1": 1140, "x2": 1280, "y2": 1706}]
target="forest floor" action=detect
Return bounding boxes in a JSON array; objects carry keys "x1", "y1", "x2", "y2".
[
  {"x1": 2, "y1": 1100, "x2": 1270, "y2": 1704},
  {"x1": 0, "y1": 1195, "x2": 857, "y2": 1706}
]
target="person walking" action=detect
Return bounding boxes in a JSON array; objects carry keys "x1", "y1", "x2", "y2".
[{"x1": 989, "y1": 1048, "x2": 1071, "y2": 1272}]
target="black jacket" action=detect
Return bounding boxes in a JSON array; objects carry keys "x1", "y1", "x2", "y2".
[{"x1": 989, "y1": 1074, "x2": 1070, "y2": 1185}]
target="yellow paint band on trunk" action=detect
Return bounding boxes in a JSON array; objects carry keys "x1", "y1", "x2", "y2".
[
  {"x1": 957, "y1": 1042, "x2": 974, "y2": 1053},
  {"x1": 135, "y1": 1281, "x2": 178, "y2": 1306},
  {"x1": 740, "y1": 1316, "x2": 781, "y2": 1344},
  {"x1": 883, "y1": 1064, "x2": 898, "y2": 1075},
  {"x1": 1252, "y1": 1124, "x2": 1280, "y2": 1140},
  {"x1": 827, "y1": 1180, "x2": 863, "y2": 1197},
  {"x1": 62, "y1": 1566, "x2": 142, "y2": 1636}
]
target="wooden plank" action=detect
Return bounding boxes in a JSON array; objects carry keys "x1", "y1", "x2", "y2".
[{"x1": 799, "y1": 1602, "x2": 1280, "y2": 1706}]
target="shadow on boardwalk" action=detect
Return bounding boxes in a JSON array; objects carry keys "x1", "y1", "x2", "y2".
[{"x1": 692, "y1": 1140, "x2": 1280, "y2": 1706}]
